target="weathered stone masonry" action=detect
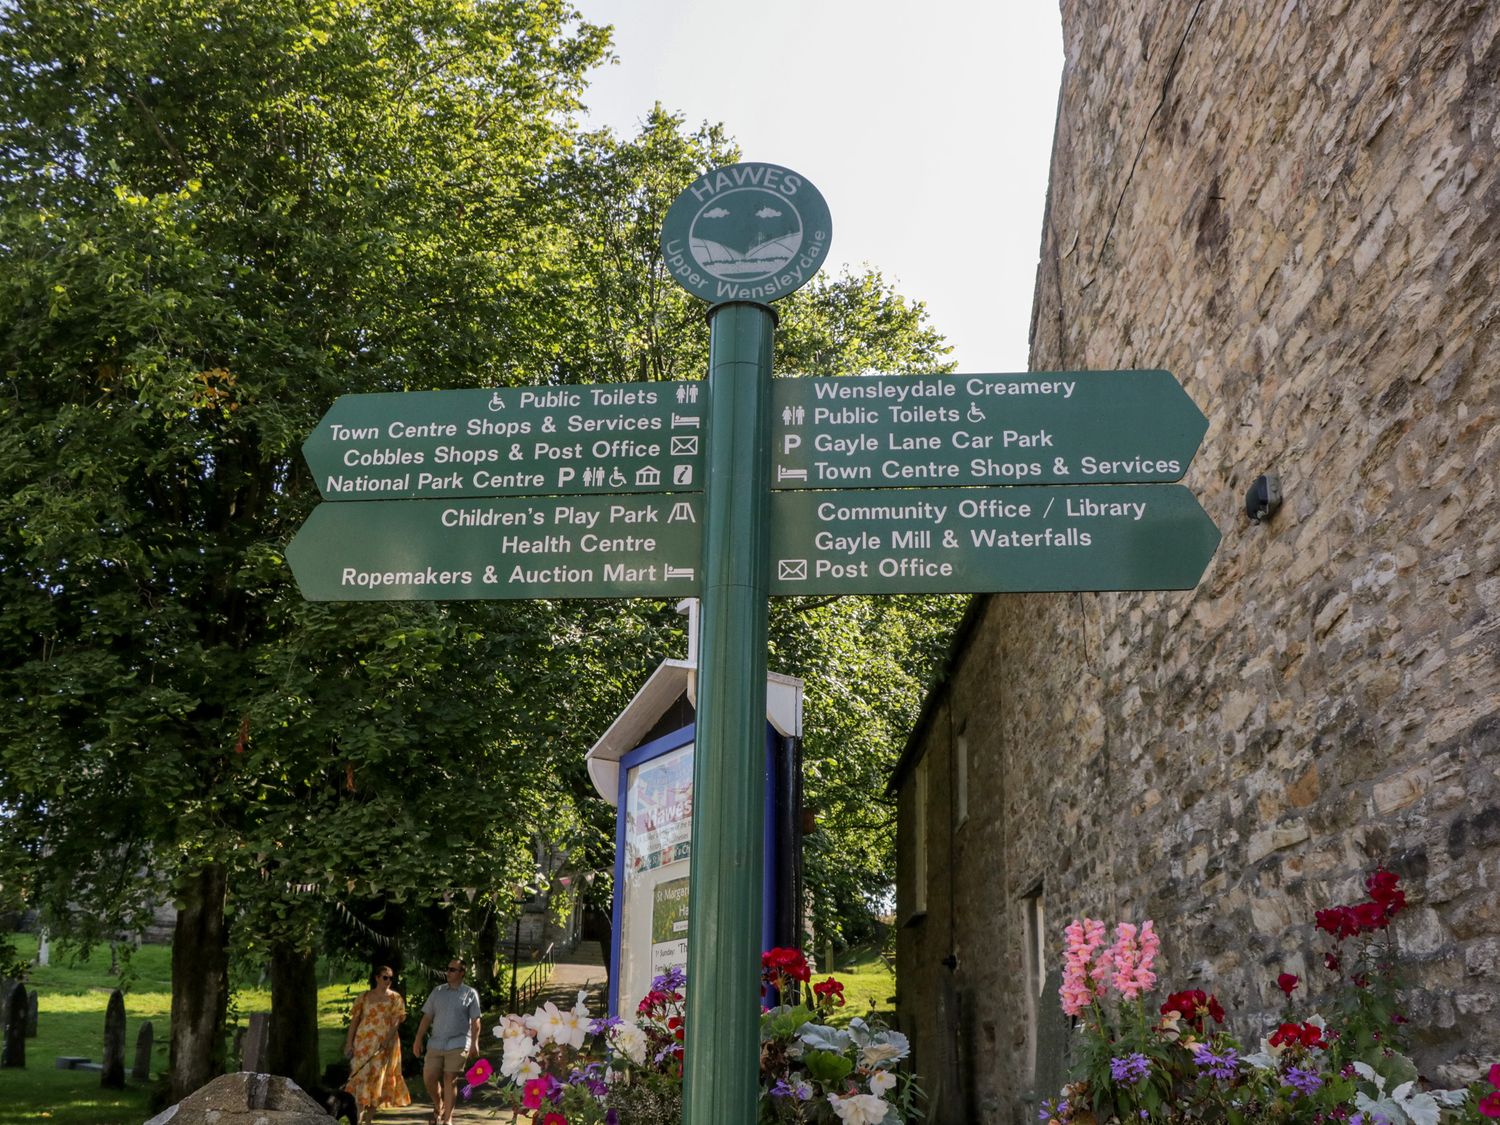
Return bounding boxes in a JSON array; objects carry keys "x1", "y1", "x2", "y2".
[{"x1": 893, "y1": 2, "x2": 1500, "y2": 1122}]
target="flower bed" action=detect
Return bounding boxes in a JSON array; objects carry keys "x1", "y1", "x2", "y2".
[
  {"x1": 461, "y1": 948, "x2": 923, "y2": 1123},
  {"x1": 1045, "y1": 869, "x2": 1499, "y2": 1124}
]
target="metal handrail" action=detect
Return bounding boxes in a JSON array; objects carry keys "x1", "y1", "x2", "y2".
[{"x1": 513, "y1": 943, "x2": 555, "y2": 1011}]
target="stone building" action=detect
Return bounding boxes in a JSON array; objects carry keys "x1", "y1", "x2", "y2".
[{"x1": 890, "y1": 2, "x2": 1499, "y2": 1122}]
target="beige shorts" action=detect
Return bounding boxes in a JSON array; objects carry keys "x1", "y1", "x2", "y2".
[{"x1": 423, "y1": 1047, "x2": 469, "y2": 1076}]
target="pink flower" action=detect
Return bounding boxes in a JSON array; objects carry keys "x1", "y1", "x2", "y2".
[
  {"x1": 1060, "y1": 917, "x2": 1110, "y2": 1015},
  {"x1": 522, "y1": 1077, "x2": 548, "y2": 1109},
  {"x1": 1109, "y1": 920, "x2": 1159, "y2": 1000},
  {"x1": 465, "y1": 1058, "x2": 493, "y2": 1086}
]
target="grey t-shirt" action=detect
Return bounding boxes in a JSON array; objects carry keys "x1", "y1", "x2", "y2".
[{"x1": 422, "y1": 983, "x2": 481, "y2": 1051}]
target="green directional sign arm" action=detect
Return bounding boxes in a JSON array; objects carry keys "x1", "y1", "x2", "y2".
[
  {"x1": 767, "y1": 485, "x2": 1220, "y2": 595},
  {"x1": 769, "y1": 369, "x2": 1209, "y2": 488},
  {"x1": 285, "y1": 496, "x2": 704, "y2": 600}
]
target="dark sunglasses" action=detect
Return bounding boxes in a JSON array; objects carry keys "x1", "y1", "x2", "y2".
[{"x1": 446, "y1": 965, "x2": 464, "y2": 973}]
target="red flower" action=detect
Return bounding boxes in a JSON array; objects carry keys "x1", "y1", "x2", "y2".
[
  {"x1": 541, "y1": 1114, "x2": 569, "y2": 1125},
  {"x1": 812, "y1": 978, "x2": 847, "y2": 1007},
  {"x1": 1489, "y1": 1062, "x2": 1500, "y2": 1088},
  {"x1": 1277, "y1": 973, "x2": 1300, "y2": 996},
  {"x1": 1269, "y1": 1022, "x2": 1300, "y2": 1047},
  {"x1": 1479, "y1": 1091, "x2": 1500, "y2": 1119},
  {"x1": 1324, "y1": 952, "x2": 1341, "y2": 973},
  {"x1": 1269, "y1": 1021, "x2": 1324, "y2": 1050},
  {"x1": 1161, "y1": 989, "x2": 1225, "y2": 1031},
  {"x1": 1352, "y1": 901, "x2": 1390, "y2": 931},
  {"x1": 1365, "y1": 869, "x2": 1405, "y2": 912},
  {"x1": 1316, "y1": 906, "x2": 1360, "y2": 940},
  {"x1": 761, "y1": 946, "x2": 811, "y2": 983}
]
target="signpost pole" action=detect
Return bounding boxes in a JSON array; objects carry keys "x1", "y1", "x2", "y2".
[{"x1": 683, "y1": 301, "x2": 775, "y2": 1125}]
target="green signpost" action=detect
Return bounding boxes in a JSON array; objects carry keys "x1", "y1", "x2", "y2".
[
  {"x1": 769, "y1": 369, "x2": 1208, "y2": 487},
  {"x1": 302, "y1": 382, "x2": 705, "y2": 501},
  {"x1": 284, "y1": 486, "x2": 1219, "y2": 600},
  {"x1": 285, "y1": 494, "x2": 703, "y2": 600},
  {"x1": 285, "y1": 160, "x2": 1221, "y2": 1125},
  {"x1": 769, "y1": 484, "x2": 1220, "y2": 594}
]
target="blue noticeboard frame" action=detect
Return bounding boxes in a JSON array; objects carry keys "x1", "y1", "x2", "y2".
[{"x1": 608, "y1": 721, "x2": 779, "y2": 1017}]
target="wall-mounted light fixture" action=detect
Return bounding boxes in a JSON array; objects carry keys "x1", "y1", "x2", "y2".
[{"x1": 1245, "y1": 473, "x2": 1282, "y2": 522}]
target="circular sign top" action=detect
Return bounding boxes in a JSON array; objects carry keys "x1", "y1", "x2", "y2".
[{"x1": 660, "y1": 162, "x2": 832, "y2": 305}]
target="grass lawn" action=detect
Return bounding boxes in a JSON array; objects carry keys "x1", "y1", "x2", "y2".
[
  {"x1": 0, "y1": 933, "x2": 898, "y2": 1124},
  {"x1": 0, "y1": 933, "x2": 378, "y2": 1125},
  {"x1": 816, "y1": 944, "x2": 897, "y2": 1022}
]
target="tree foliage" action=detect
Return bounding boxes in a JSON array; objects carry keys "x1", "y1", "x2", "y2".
[{"x1": 0, "y1": 0, "x2": 962, "y2": 1095}]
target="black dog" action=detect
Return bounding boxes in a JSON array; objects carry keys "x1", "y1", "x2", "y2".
[{"x1": 307, "y1": 1083, "x2": 358, "y2": 1123}]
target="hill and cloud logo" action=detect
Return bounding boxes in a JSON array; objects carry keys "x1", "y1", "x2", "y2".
[
  {"x1": 690, "y1": 192, "x2": 804, "y2": 281},
  {"x1": 661, "y1": 163, "x2": 831, "y2": 305}
]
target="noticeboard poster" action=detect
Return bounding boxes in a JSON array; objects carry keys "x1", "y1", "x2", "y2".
[{"x1": 617, "y1": 741, "x2": 693, "y2": 1010}]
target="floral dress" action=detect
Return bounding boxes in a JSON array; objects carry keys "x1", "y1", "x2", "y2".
[{"x1": 345, "y1": 990, "x2": 412, "y2": 1111}]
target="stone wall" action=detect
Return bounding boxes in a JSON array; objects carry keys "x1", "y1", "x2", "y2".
[{"x1": 893, "y1": 2, "x2": 1500, "y2": 1122}]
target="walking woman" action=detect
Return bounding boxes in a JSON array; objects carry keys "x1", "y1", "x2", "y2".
[{"x1": 343, "y1": 965, "x2": 412, "y2": 1125}]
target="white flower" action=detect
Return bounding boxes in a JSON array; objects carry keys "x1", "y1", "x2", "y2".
[
  {"x1": 499, "y1": 1036, "x2": 538, "y2": 1080},
  {"x1": 511, "y1": 1056, "x2": 541, "y2": 1082},
  {"x1": 610, "y1": 1020, "x2": 648, "y2": 1066},
  {"x1": 847, "y1": 1019, "x2": 910, "y2": 1069},
  {"x1": 493, "y1": 1014, "x2": 529, "y2": 1041},
  {"x1": 556, "y1": 1006, "x2": 588, "y2": 1050},
  {"x1": 869, "y1": 1069, "x2": 897, "y2": 1096},
  {"x1": 525, "y1": 1000, "x2": 568, "y2": 1045},
  {"x1": 572, "y1": 989, "x2": 591, "y2": 1017},
  {"x1": 828, "y1": 1091, "x2": 891, "y2": 1125}
]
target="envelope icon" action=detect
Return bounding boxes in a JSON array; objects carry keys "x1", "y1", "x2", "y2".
[
  {"x1": 778, "y1": 559, "x2": 808, "y2": 581},
  {"x1": 671, "y1": 435, "x2": 699, "y2": 455}
]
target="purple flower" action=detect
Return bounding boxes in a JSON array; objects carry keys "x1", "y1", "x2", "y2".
[
  {"x1": 651, "y1": 966, "x2": 687, "y2": 992},
  {"x1": 1286, "y1": 1066, "x2": 1323, "y2": 1098},
  {"x1": 1194, "y1": 1048, "x2": 1239, "y2": 1081},
  {"x1": 605, "y1": 1112, "x2": 620, "y2": 1125},
  {"x1": 1110, "y1": 1053, "x2": 1150, "y2": 1085},
  {"x1": 771, "y1": 1079, "x2": 793, "y2": 1099},
  {"x1": 589, "y1": 1015, "x2": 623, "y2": 1035}
]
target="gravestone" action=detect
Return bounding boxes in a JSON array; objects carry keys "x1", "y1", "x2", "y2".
[
  {"x1": 1, "y1": 983, "x2": 25, "y2": 1068},
  {"x1": 241, "y1": 1012, "x2": 270, "y2": 1074},
  {"x1": 133, "y1": 1021, "x2": 155, "y2": 1081},
  {"x1": 101, "y1": 988, "x2": 126, "y2": 1088},
  {"x1": 0, "y1": 980, "x2": 15, "y2": 1031},
  {"x1": 26, "y1": 989, "x2": 38, "y2": 1037}
]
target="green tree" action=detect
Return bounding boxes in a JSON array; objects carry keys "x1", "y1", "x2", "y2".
[
  {"x1": 0, "y1": 0, "x2": 609, "y2": 1097},
  {"x1": 1, "y1": 8, "x2": 960, "y2": 1108}
]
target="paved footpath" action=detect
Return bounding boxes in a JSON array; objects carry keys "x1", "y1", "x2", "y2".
[{"x1": 370, "y1": 944, "x2": 608, "y2": 1125}]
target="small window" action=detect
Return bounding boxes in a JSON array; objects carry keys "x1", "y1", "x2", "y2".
[
  {"x1": 1021, "y1": 884, "x2": 1046, "y2": 1083},
  {"x1": 955, "y1": 734, "x2": 969, "y2": 827},
  {"x1": 911, "y1": 757, "x2": 929, "y2": 918}
]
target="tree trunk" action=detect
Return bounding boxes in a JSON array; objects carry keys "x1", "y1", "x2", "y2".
[
  {"x1": 169, "y1": 864, "x2": 229, "y2": 1102},
  {"x1": 268, "y1": 941, "x2": 321, "y2": 1091},
  {"x1": 474, "y1": 911, "x2": 499, "y2": 1008}
]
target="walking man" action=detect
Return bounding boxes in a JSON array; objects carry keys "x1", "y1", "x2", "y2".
[{"x1": 412, "y1": 958, "x2": 482, "y2": 1125}]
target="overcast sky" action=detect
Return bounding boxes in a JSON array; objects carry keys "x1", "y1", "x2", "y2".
[{"x1": 568, "y1": 1, "x2": 1065, "y2": 374}]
